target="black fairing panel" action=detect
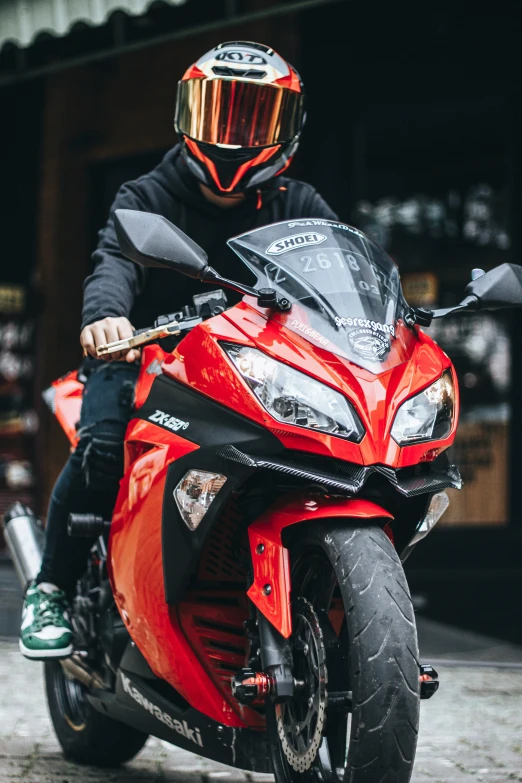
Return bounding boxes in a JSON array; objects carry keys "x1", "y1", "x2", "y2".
[
  {"x1": 89, "y1": 662, "x2": 271, "y2": 770},
  {"x1": 137, "y1": 374, "x2": 283, "y2": 604}
]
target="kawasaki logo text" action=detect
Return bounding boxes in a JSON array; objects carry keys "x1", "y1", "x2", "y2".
[{"x1": 121, "y1": 674, "x2": 203, "y2": 746}]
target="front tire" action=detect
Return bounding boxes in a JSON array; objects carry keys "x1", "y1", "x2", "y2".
[
  {"x1": 45, "y1": 661, "x2": 149, "y2": 766},
  {"x1": 268, "y1": 522, "x2": 420, "y2": 783}
]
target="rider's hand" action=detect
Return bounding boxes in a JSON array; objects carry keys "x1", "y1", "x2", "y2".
[{"x1": 80, "y1": 317, "x2": 141, "y2": 363}]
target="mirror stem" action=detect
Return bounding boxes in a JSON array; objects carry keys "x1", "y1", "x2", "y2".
[
  {"x1": 202, "y1": 265, "x2": 258, "y2": 298},
  {"x1": 201, "y1": 266, "x2": 291, "y2": 313},
  {"x1": 407, "y1": 295, "x2": 480, "y2": 327},
  {"x1": 430, "y1": 295, "x2": 479, "y2": 320}
]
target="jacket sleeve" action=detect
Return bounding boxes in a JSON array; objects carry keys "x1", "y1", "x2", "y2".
[{"x1": 81, "y1": 181, "x2": 151, "y2": 330}]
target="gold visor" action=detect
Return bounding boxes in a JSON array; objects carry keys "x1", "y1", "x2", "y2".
[{"x1": 176, "y1": 78, "x2": 304, "y2": 147}]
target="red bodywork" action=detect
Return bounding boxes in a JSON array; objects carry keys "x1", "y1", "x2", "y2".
[
  {"x1": 247, "y1": 495, "x2": 393, "y2": 638},
  {"x1": 49, "y1": 371, "x2": 83, "y2": 447},
  {"x1": 52, "y1": 297, "x2": 459, "y2": 729}
]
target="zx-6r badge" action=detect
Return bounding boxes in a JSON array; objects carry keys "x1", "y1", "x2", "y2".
[
  {"x1": 266, "y1": 232, "x2": 327, "y2": 255},
  {"x1": 148, "y1": 409, "x2": 189, "y2": 431}
]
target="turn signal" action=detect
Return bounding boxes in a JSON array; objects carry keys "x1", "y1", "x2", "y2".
[
  {"x1": 174, "y1": 470, "x2": 227, "y2": 531},
  {"x1": 411, "y1": 491, "x2": 450, "y2": 544}
]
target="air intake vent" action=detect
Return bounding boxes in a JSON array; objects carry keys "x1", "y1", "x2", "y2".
[
  {"x1": 212, "y1": 66, "x2": 267, "y2": 79},
  {"x1": 197, "y1": 496, "x2": 246, "y2": 582}
]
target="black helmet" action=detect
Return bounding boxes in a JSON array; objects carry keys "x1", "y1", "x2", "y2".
[{"x1": 174, "y1": 41, "x2": 305, "y2": 194}]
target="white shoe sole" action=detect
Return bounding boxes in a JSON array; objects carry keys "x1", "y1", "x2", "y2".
[{"x1": 19, "y1": 639, "x2": 73, "y2": 660}]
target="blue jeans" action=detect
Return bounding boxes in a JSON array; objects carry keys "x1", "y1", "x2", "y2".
[{"x1": 37, "y1": 362, "x2": 139, "y2": 594}]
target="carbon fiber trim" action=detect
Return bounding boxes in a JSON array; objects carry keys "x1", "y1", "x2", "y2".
[
  {"x1": 389, "y1": 464, "x2": 463, "y2": 497},
  {"x1": 216, "y1": 445, "x2": 258, "y2": 467},
  {"x1": 216, "y1": 446, "x2": 462, "y2": 498},
  {"x1": 256, "y1": 458, "x2": 360, "y2": 493}
]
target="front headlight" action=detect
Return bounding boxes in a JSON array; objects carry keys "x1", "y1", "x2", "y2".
[
  {"x1": 391, "y1": 370, "x2": 455, "y2": 445},
  {"x1": 222, "y1": 343, "x2": 365, "y2": 442}
]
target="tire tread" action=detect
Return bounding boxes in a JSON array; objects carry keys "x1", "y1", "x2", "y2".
[{"x1": 308, "y1": 523, "x2": 420, "y2": 783}]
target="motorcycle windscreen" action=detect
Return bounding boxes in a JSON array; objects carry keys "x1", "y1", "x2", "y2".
[{"x1": 228, "y1": 219, "x2": 415, "y2": 373}]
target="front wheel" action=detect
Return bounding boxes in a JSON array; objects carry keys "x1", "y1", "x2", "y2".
[{"x1": 267, "y1": 523, "x2": 420, "y2": 783}]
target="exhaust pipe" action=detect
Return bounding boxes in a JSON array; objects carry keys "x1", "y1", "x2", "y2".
[
  {"x1": 61, "y1": 656, "x2": 105, "y2": 690},
  {"x1": 1, "y1": 502, "x2": 44, "y2": 591}
]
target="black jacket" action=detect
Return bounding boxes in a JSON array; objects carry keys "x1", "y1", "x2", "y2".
[{"x1": 82, "y1": 145, "x2": 338, "y2": 330}]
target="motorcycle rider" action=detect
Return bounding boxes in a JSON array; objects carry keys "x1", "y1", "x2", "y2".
[{"x1": 20, "y1": 41, "x2": 338, "y2": 659}]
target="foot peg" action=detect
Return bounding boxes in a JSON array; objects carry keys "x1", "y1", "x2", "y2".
[
  {"x1": 67, "y1": 514, "x2": 111, "y2": 537},
  {"x1": 419, "y1": 664, "x2": 439, "y2": 699}
]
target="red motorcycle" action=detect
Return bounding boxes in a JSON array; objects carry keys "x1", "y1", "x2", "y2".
[{"x1": 4, "y1": 212, "x2": 522, "y2": 783}]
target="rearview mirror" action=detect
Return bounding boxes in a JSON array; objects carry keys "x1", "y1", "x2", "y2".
[
  {"x1": 465, "y1": 262, "x2": 522, "y2": 310},
  {"x1": 114, "y1": 209, "x2": 209, "y2": 279},
  {"x1": 423, "y1": 262, "x2": 522, "y2": 322}
]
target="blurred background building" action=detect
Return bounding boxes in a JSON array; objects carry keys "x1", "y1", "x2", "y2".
[{"x1": 0, "y1": 0, "x2": 521, "y2": 644}]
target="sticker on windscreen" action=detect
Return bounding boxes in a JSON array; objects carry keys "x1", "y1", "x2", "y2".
[
  {"x1": 335, "y1": 317, "x2": 395, "y2": 337},
  {"x1": 266, "y1": 232, "x2": 327, "y2": 255},
  {"x1": 348, "y1": 328, "x2": 390, "y2": 361},
  {"x1": 290, "y1": 319, "x2": 330, "y2": 347}
]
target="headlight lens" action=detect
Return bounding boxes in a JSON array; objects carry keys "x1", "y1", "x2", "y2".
[
  {"x1": 222, "y1": 343, "x2": 364, "y2": 442},
  {"x1": 391, "y1": 370, "x2": 455, "y2": 445}
]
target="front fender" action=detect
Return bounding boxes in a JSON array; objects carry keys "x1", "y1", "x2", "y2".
[{"x1": 247, "y1": 493, "x2": 393, "y2": 638}]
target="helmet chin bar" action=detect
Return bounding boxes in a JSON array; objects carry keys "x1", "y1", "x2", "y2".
[{"x1": 180, "y1": 136, "x2": 299, "y2": 195}]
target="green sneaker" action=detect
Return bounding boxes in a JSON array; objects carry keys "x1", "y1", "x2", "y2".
[{"x1": 19, "y1": 582, "x2": 73, "y2": 660}]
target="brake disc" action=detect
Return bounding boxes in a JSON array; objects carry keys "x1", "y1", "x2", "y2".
[{"x1": 275, "y1": 597, "x2": 328, "y2": 772}]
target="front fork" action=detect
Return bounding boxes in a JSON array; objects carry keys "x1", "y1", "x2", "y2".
[
  {"x1": 232, "y1": 613, "x2": 295, "y2": 704},
  {"x1": 233, "y1": 492, "x2": 440, "y2": 705}
]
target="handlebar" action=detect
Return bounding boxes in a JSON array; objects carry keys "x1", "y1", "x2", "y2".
[
  {"x1": 95, "y1": 288, "x2": 229, "y2": 358},
  {"x1": 96, "y1": 320, "x2": 180, "y2": 357}
]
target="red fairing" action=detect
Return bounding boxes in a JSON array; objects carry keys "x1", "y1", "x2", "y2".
[
  {"x1": 109, "y1": 420, "x2": 249, "y2": 726},
  {"x1": 50, "y1": 371, "x2": 83, "y2": 447},
  {"x1": 134, "y1": 344, "x2": 169, "y2": 409},
  {"x1": 247, "y1": 494, "x2": 394, "y2": 638},
  {"x1": 162, "y1": 299, "x2": 459, "y2": 468}
]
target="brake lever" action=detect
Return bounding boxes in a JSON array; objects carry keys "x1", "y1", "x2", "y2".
[{"x1": 96, "y1": 320, "x2": 180, "y2": 357}]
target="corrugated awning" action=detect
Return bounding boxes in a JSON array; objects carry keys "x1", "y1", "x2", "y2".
[{"x1": 0, "y1": 0, "x2": 187, "y2": 50}]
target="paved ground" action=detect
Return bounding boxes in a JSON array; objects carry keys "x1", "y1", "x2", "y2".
[
  {"x1": 1, "y1": 638, "x2": 522, "y2": 783},
  {"x1": 2, "y1": 562, "x2": 522, "y2": 781}
]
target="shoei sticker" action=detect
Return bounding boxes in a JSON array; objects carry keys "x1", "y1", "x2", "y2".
[
  {"x1": 266, "y1": 232, "x2": 327, "y2": 255},
  {"x1": 348, "y1": 328, "x2": 390, "y2": 361},
  {"x1": 335, "y1": 317, "x2": 395, "y2": 337}
]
